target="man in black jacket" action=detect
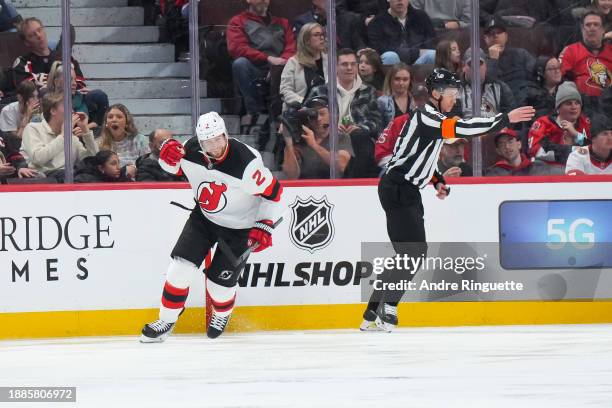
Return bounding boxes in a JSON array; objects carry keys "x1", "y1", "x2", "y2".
[
  {"x1": 367, "y1": 0, "x2": 437, "y2": 65},
  {"x1": 136, "y1": 129, "x2": 186, "y2": 182}
]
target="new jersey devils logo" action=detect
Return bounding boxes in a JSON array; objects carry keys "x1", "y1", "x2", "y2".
[{"x1": 197, "y1": 181, "x2": 228, "y2": 213}]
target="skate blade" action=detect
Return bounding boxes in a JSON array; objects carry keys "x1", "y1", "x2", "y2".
[
  {"x1": 374, "y1": 317, "x2": 396, "y2": 333},
  {"x1": 359, "y1": 319, "x2": 384, "y2": 331},
  {"x1": 139, "y1": 330, "x2": 172, "y2": 343}
]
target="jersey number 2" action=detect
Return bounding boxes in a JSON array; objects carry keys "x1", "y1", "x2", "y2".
[{"x1": 252, "y1": 170, "x2": 266, "y2": 186}]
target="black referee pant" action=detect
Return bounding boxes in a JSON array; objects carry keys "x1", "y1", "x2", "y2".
[{"x1": 366, "y1": 172, "x2": 428, "y2": 312}]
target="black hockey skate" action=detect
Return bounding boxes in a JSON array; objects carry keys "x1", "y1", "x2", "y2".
[
  {"x1": 375, "y1": 303, "x2": 398, "y2": 332},
  {"x1": 207, "y1": 310, "x2": 231, "y2": 339},
  {"x1": 140, "y1": 308, "x2": 184, "y2": 343},
  {"x1": 359, "y1": 308, "x2": 383, "y2": 331},
  {"x1": 140, "y1": 319, "x2": 176, "y2": 343}
]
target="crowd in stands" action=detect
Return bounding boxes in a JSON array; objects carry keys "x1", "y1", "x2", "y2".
[{"x1": 1, "y1": 0, "x2": 611, "y2": 185}]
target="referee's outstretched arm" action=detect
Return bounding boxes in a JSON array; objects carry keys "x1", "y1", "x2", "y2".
[{"x1": 420, "y1": 106, "x2": 536, "y2": 140}]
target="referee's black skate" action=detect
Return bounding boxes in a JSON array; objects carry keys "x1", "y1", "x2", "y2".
[
  {"x1": 140, "y1": 319, "x2": 177, "y2": 343},
  {"x1": 376, "y1": 303, "x2": 398, "y2": 332},
  {"x1": 360, "y1": 309, "x2": 383, "y2": 331},
  {"x1": 207, "y1": 310, "x2": 232, "y2": 339}
]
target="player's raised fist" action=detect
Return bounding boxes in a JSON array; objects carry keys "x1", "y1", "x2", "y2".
[{"x1": 159, "y1": 139, "x2": 185, "y2": 166}]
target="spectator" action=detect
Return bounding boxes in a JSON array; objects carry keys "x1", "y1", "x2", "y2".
[
  {"x1": 485, "y1": 127, "x2": 546, "y2": 176},
  {"x1": 528, "y1": 81, "x2": 591, "y2": 173},
  {"x1": 226, "y1": 0, "x2": 296, "y2": 122},
  {"x1": 74, "y1": 150, "x2": 133, "y2": 183},
  {"x1": 335, "y1": 48, "x2": 383, "y2": 178},
  {"x1": 411, "y1": 0, "x2": 471, "y2": 30},
  {"x1": 374, "y1": 112, "x2": 408, "y2": 169},
  {"x1": 98, "y1": 104, "x2": 149, "y2": 180},
  {"x1": 0, "y1": 80, "x2": 39, "y2": 138},
  {"x1": 482, "y1": 17, "x2": 536, "y2": 104},
  {"x1": 488, "y1": 0, "x2": 553, "y2": 28},
  {"x1": 21, "y1": 92, "x2": 98, "y2": 180},
  {"x1": 457, "y1": 48, "x2": 516, "y2": 119},
  {"x1": 0, "y1": 0, "x2": 21, "y2": 32},
  {"x1": 591, "y1": 0, "x2": 612, "y2": 41},
  {"x1": 560, "y1": 11, "x2": 612, "y2": 97},
  {"x1": 46, "y1": 61, "x2": 89, "y2": 121},
  {"x1": 0, "y1": 130, "x2": 38, "y2": 182},
  {"x1": 377, "y1": 63, "x2": 414, "y2": 127},
  {"x1": 437, "y1": 138, "x2": 473, "y2": 178},
  {"x1": 13, "y1": 18, "x2": 109, "y2": 131},
  {"x1": 357, "y1": 48, "x2": 385, "y2": 92},
  {"x1": 280, "y1": 22, "x2": 327, "y2": 111},
  {"x1": 435, "y1": 39, "x2": 462, "y2": 74},
  {"x1": 566, "y1": 115, "x2": 612, "y2": 174},
  {"x1": 524, "y1": 56, "x2": 563, "y2": 119},
  {"x1": 335, "y1": 0, "x2": 386, "y2": 50},
  {"x1": 293, "y1": 0, "x2": 327, "y2": 37},
  {"x1": 136, "y1": 129, "x2": 186, "y2": 182},
  {"x1": 282, "y1": 97, "x2": 352, "y2": 179},
  {"x1": 367, "y1": 0, "x2": 437, "y2": 65}
]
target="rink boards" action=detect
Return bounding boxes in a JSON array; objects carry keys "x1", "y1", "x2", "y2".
[{"x1": 1, "y1": 176, "x2": 612, "y2": 339}]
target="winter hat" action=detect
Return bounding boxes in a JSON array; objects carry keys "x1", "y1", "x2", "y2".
[
  {"x1": 555, "y1": 81, "x2": 582, "y2": 110},
  {"x1": 590, "y1": 114, "x2": 612, "y2": 139}
]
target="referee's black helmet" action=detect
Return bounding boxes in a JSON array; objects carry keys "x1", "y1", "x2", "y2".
[{"x1": 425, "y1": 68, "x2": 461, "y2": 94}]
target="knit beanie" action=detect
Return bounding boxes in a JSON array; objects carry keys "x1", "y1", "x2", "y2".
[{"x1": 555, "y1": 81, "x2": 582, "y2": 110}]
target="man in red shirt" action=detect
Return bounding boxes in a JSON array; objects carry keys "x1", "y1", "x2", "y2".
[
  {"x1": 560, "y1": 11, "x2": 612, "y2": 97},
  {"x1": 227, "y1": 0, "x2": 296, "y2": 121},
  {"x1": 528, "y1": 81, "x2": 591, "y2": 174}
]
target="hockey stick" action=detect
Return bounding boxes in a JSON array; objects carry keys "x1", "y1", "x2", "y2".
[{"x1": 218, "y1": 217, "x2": 284, "y2": 268}]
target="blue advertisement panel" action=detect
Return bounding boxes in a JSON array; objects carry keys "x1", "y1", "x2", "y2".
[{"x1": 499, "y1": 200, "x2": 612, "y2": 269}]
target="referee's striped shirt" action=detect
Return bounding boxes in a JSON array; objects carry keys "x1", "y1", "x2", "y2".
[{"x1": 385, "y1": 102, "x2": 509, "y2": 188}]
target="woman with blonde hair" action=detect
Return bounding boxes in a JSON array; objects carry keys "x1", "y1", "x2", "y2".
[
  {"x1": 377, "y1": 63, "x2": 414, "y2": 127},
  {"x1": 46, "y1": 61, "x2": 89, "y2": 119},
  {"x1": 98, "y1": 104, "x2": 149, "y2": 179},
  {"x1": 280, "y1": 22, "x2": 328, "y2": 110}
]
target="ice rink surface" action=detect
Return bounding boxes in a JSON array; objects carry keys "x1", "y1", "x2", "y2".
[{"x1": 1, "y1": 324, "x2": 612, "y2": 408}]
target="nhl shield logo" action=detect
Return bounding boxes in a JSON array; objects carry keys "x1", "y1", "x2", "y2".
[{"x1": 290, "y1": 196, "x2": 335, "y2": 253}]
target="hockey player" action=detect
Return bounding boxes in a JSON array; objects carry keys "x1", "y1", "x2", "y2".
[
  {"x1": 361, "y1": 68, "x2": 535, "y2": 332},
  {"x1": 141, "y1": 112, "x2": 283, "y2": 342}
]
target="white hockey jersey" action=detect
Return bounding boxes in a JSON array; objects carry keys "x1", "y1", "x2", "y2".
[
  {"x1": 565, "y1": 146, "x2": 612, "y2": 175},
  {"x1": 160, "y1": 137, "x2": 284, "y2": 229}
]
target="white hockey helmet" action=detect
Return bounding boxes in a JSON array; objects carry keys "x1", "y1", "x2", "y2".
[{"x1": 196, "y1": 112, "x2": 228, "y2": 142}]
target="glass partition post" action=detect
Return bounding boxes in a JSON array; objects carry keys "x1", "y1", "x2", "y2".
[
  {"x1": 61, "y1": 0, "x2": 74, "y2": 183},
  {"x1": 189, "y1": 0, "x2": 200, "y2": 134},
  {"x1": 326, "y1": 0, "x2": 338, "y2": 179},
  {"x1": 470, "y1": 0, "x2": 482, "y2": 177}
]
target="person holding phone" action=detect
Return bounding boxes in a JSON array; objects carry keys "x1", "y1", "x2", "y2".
[{"x1": 21, "y1": 92, "x2": 98, "y2": 182}]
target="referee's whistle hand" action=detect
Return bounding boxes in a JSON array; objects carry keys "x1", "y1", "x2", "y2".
[{"x1": 508, "y1": 106, "x2": 536, "y2": 123}]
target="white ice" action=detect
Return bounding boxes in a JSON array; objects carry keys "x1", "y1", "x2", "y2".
[{"x1": 1, "y1": 325, "x2": 612, "y2": 408}]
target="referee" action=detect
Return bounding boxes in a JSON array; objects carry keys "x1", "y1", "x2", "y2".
[{"x1": 361, "y1": 68, "x2": 535, "y2": 332}]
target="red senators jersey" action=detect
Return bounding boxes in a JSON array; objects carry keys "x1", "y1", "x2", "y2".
[
  {"x1": 375, "y1": 113, "x2": 409, "y2": 167},
  {"x1": 559, "y1": 42, "x2": 612, "y2": 96},
  {"x1": 160, "y1": 138, "x2": 283, "y2": 229},
  {"x1": 528, "y1": 114, "x2": 591, "y2": 163}
]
